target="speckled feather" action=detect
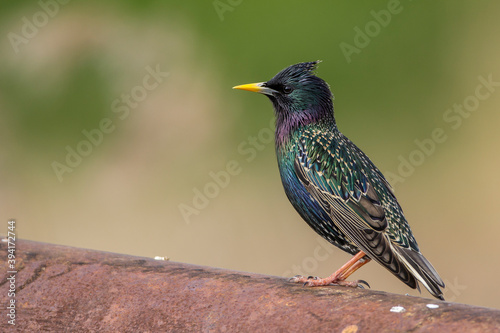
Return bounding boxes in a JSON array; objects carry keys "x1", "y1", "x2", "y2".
[{"x1": 238, "y1": 61, "x2": 445, "y2": 299}]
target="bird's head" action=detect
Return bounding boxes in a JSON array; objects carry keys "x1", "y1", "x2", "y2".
[{"x1": 233, "y1": 61, "x2": 334, "y2": 123}]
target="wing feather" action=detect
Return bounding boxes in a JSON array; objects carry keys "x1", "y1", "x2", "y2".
[{"x1": 294, "y1": 132, "x2": 444, "y2": 298}]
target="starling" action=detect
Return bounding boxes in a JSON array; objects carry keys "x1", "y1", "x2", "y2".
[{"x1": 233, "y1": 61, "x2": 445, "y2": 300}]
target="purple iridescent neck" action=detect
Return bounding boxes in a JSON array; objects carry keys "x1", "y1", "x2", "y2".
[{"x1": 274, "y1": 104, "x2": 335, "y2": 149}]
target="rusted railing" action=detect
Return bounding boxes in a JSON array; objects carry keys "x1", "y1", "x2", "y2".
[{"x1": 1, "y1": 239, "x2": 500, "y2": 332}]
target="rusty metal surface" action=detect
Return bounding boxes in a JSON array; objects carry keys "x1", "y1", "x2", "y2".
[{"x1": 1, "y1": 240, "x2": 500, "y2": 332}]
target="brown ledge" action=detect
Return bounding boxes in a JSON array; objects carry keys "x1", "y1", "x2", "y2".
[{"x1": 1, "y1": 239, "x2": 499, "y2": 332}]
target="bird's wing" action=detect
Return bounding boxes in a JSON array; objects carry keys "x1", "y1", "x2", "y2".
[{"x1": 293, "y1": 132, "x2": 444, "y2": 297}]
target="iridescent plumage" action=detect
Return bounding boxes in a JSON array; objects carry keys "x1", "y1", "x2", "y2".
[{"x1": 234, "y1": 61, "x2": 445, "y2": 300}]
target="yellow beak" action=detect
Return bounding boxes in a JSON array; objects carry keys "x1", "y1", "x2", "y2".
[{"x1": 232, "y1": 82, "x2": 277, "y2": 96}]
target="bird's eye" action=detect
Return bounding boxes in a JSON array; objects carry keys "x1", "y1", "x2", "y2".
[{"x1": 283, "y1": 86, "x2": 293, "y2": 94}]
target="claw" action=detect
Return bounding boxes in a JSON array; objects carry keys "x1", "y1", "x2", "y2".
[
  {"x1": 357, "y1": 279, "x2": 370, "y2": 289},
  {"x1": 289, "y1": 275, "x2": 316, "y2": 284}
]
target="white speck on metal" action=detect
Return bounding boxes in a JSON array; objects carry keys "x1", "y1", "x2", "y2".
[
  {"x1": 390, "y1": 306, "x2": 406, "y2": 313},
  {"x1": 426, "y1": 304, "x2": 439, "y2": 309}
]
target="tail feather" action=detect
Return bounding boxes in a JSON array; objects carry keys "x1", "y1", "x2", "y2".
[
  {"x1": 353, "y1": 226, "x2": 444, "y2": 299},
  {"x1": 395, "y1": 247, "x2": 445, "y2": 300}
]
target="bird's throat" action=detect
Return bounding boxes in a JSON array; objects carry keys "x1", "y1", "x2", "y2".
[{"x1": 274, "y1": 108, "x2": 334, "y2": 150}]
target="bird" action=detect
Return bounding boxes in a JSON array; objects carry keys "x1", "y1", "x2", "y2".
[{"x1": 233, "y1": 61, "x2": 445, "y2": 300}]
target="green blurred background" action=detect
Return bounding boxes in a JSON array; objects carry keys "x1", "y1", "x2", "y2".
[{"x1": 1, "y1": 0, "x2": 499, "y2": 308}]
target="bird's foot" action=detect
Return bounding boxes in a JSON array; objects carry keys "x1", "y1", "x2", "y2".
[
  {"x1": 289, "y1": 251, "x2": 371, "y2": 289},
  {"x1": 289, "y1": 275, "x2": 369, "y2": 289}
]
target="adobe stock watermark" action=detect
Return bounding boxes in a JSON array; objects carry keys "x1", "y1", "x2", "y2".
[
  {"x1": 281, "y1": 236, "x2": 334, "y2": 278},
  {"x1": 7, "y1": 0, "x2": 71, "y2": 54},
  {"x1": 178, "y1": 117, "x2": 275, "y2": 224},
  {"x1": 384, "y1": 74, "x2": 499, "y2": 189},
  {"x1": 51, "y1": 64, "x2": 169, "y2": 182},
  {"x1": 340, "y1": 0, "x2": 405, "y2": 64},
  {"x1": 5, "y1": 219, "x2": 17, "y2": 326},
  {"x1": 213, "y1": 0, "x2": 243, "y2": 21},
  {"x1": 442, "y1": 277, "x2": 466, "y2": 302}
]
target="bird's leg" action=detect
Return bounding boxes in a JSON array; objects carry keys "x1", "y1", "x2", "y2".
[
  {"x1": 337, "y1": 255, "x2": 371, "y2": 281},
  {"x1": 290, "y1": 250, "x2": 371, "y2": 288}
]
